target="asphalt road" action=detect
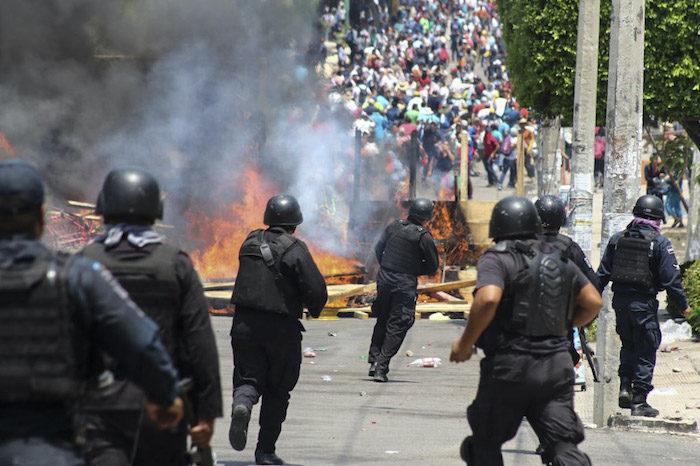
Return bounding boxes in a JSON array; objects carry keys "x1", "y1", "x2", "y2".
[{"x1": 208, "y1": 316, "x2": 700, "y2": 465}]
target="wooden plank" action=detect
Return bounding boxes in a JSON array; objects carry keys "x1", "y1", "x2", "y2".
[
  {"x1": 204, "y1": 290, "x2": 233, "y2": 301},
  {"x1": 68, "y1": 200, "x2": 96, "y2": 208},
  {"x1": 331, "y1": 302, "x2": 471, "y2": 313},
  {"x1": 431, "y1": 291, "x2": 462, "y2": 301},
  {"x1": 202, "y1": 281, "x2": 236, "y2": 291},
  {"x1": 327, "y1": 282, "x2": 377, "y2": 302},
  {"x1": 419, "y1": 300, "x2": 470, "y2": 305},
  {"x1": 417, "y1": 278, "x2": 476, "y2": 293},
  {"x1": 353, "y1": 310, "x2": 369, "y2": 320}
]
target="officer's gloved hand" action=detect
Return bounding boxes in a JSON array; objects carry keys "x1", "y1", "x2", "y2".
[{"x1": 146, "y1": 397, "x2": 184, "y2": 429}]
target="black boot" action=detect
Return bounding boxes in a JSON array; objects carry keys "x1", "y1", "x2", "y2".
[
  {"x1": 373, "y1": 363, "x2": 388, "y2": 382},
  {"x1": 255, "y1": 451, "x2": 286, "y2": 465},
  {"x1": 618, "y1": 380, "x2": 632, "y2": 409},
  {"x1": 460, "y1": 437, "x2": 474, "y2": 464},
  {"x1": 229, "y1": 405, "x2": 252, "y2": 451},
  {"x1": 631, "y1": 392, "x2": 659, "y2": 418},
  {"x1": 368, "y1": 362, "x2": 377, "y2": 377}
]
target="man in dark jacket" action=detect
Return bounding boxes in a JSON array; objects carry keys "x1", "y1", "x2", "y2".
[
  {"x1": 368, "y1": 198, "x2": 440, "y2": 383},
  {"x1": 451, "y1": 196, "x2": 601, "y2": 465},
  {"x1": 228, "y1": 193, "x2": 328, "y2": 466},
  {"x1": 82, "y1": 167, "x2": 222, "y2": 466},
  {"x1": 597, "y1": 195, "x2": 691, "y2": 417},
  {"x1": 0, "y1": 159, "x2": 183, "y2": 466},
  {"x1": 536, "y1": 195, "x2": 598, "y2": 287},
  {"x1": 536, "y1": 195, "x2": 600, "y2": 366}
]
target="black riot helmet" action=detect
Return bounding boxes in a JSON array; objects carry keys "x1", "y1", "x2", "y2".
[
  {"x1": 535, "y1": 195, "x2": 566, "y2": 230},
  {"x1": 408, "y1": 198, "x2": 434, "y2": 222},
  {"x1": 489, "y1": 196, "x2": 542, "y2": 241},
  {"x1": 263, "y1": 193, "x2": 303, "y2": 226},
  {"x1": 95, "y1": 167, "x2": 163, "y2": 222},
  {"x1": 633, "y1": 194, "x2": 665, "y2": 220}
]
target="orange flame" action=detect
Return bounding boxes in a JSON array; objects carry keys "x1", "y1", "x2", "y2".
[
  {"x1": 0, "y1": 132, "x2": 18, "y2": 158},
  {"x1": 188, "y1": 165, "x2": 360, "y2": 281}
]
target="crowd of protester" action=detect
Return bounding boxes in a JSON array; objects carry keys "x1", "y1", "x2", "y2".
[{"x1": 321, "y1": 0, "x2": 540, "y2": 200}]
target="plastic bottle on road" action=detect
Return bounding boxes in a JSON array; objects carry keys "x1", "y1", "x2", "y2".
[{"x1": 408, "y1": 357, "x2": 442, "y2": 367}]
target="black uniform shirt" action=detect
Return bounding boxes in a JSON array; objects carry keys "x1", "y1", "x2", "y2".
[
  {"x1": 84, "y1": 239, "x2": 223, "y2": 421},
  {"x1": 476, "y1": 238, "x2": 590, "y2": 355},
  {"x1": 597, "y1": 222, "x2": 689, "y2": 309},
  {"x1": 233, "y1": 227, "x2": 328, "y2": 340},
  {"x1": 375, "y1": 219, "x2": 440, "y2": 290},
  {"x1": 0, "y1": 236, "x2": 178, "y2": 439}
]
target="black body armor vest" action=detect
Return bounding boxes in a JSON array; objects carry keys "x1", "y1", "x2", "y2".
[
  {"x1": 0, "y1": 251, "x2": 85, "y2": 403},
  {"x1": 610, "y1": 229, "x2": 657, "y2": 288},
  {"x1": 379, "y1": 219, "x2": 427, "y2": 276},
  {"x1": 542, "y1": 233, "x2": 573, "y2": 254},
  {"x1": 232, "y1": 230, "x2": 302, "y2": 318},
  {"x1": 492, "y1": 240, "x2": 577, "y2": 338},
  {"x1": 83, "y1": 242, "x2": 181, "y2": 359}
]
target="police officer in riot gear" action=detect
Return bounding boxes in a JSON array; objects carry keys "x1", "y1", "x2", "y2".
[
  {"x1": 82, "y1": 167, "x2": 222, "y2": 466},
  {"x1": 0, "y1": 160, "x2": 183, "y2": 465},
  {"x1": 451, "y1": 196, "x2": 602, "y2": 466},
  {"x1": 536, "y1": 195, "x2": 599, "y2": 289},
  {"x1": 536, "y1": 195, "x2": 600, "y2": 365},
  {"x1": 597, "y1": 194, "x2": 691, "y2": 417},
  {"x1": 228, "y1": 193, "x2": 327, "y2": 465},
  {"x1": 368, "y1": 198, "x2": 440, "y2": 382}
]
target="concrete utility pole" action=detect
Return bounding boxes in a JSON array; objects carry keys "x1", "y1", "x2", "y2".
[
  {"x1": 570, "y1": 0, "x2": 600, "y2": 269},
  {"x1": 686, "y1": 145, "x2": 700, "y2": 261},
  {"x1": 537, "y1": 116, "x2": 562, "y2": 197},
  {"x1": 595, "y1": 0, "x2": 645, "y2": 428}
]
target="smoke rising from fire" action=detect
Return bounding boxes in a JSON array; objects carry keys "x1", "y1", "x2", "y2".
[{"x1": 0, "y1": 0, "x2": 355, "y2": 257}]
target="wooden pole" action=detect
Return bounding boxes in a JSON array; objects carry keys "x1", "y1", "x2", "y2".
[
  {"x1": 516, "y1": 133, "x2": 525, "y2": 197},
  {"x1": 460, "y1": 132, "x2": 469, "y2": 201},
  {"x1": 409, "y1": 131, "x2": 418, "y2": 200}
]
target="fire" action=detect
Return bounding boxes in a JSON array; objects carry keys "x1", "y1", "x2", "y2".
[
  {"x1": 425, "y1": 201, "x2": 480, "y2": 267},
  {"x1": 0, "y1": 132, "x2": 18, "y2": 158},
  {"x1": 188, "y1": 166, "x2": 275, "y2": 280},
  {"x1": 306, "y1": 243, "x2": 361, "y2": 277},
  {"x1": 188, "y1": 165, "x2": 360, "y2": 281}
]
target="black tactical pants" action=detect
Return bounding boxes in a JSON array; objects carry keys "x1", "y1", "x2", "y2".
[
  {"x1": 368, "y1": 286, "x2": 417, "y2": 375},
  {"x1": 0, "y1": 437, "x2": 82, "y2": 466},
  {"x1": 84, "y1": 410, "x2": 187, "y2": 466},
  {"x1": 464, "y1": 351, "x2": 590, "y2": 466},
  {"x1": 231, "y1": 333, "x2": 301, "y2": 454},
  {"x1": 613, "y1": 295, "x2": 661, "y2": 395}
]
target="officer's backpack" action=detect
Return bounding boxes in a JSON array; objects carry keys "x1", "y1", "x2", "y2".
[
  {"x1": 610, "y1": 229, "x2": 658, "y2": 288},
  {"x1": 0, "y1": 251, "x2": 85, "y2": 403},
  {"x1": 83, "y1": 242, "x2": 181, "y2": 360},
  {"x1": 232, "y1": 229, "x2": 303, "y2": 318}
]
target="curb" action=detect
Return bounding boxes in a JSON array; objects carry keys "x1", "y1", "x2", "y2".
[{"x1": 608, "y1": 414, "x2": 698, "y2": 434}]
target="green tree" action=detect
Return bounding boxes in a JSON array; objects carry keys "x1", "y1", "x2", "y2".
[
  {"x1": 497, "y1": 0, "x2": 610, "y2": 125},
  {"x1": 645, "y1": 2, "x2": 700, "y2": 147},
  {"x1": 497, "y1": 0, "x2": 700, "y2": 141}
]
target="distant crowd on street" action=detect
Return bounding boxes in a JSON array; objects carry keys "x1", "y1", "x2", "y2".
[{"x1": 322, "y1": 0, "x2": 540, "y2": 200}]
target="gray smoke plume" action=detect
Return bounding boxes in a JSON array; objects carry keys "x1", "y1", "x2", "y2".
[{"x1": 0, "y1": 0, "x2": 356, "y2": 259}]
